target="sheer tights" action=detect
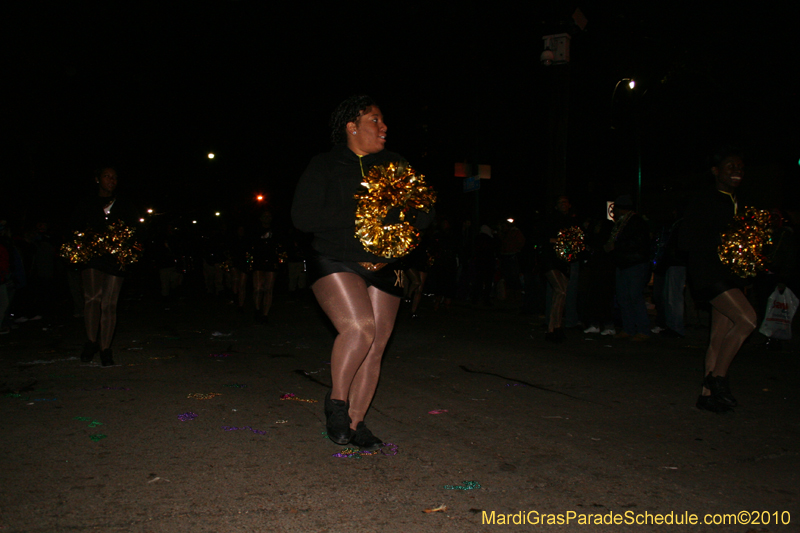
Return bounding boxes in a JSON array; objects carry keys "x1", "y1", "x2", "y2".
[
  {"x1": 545, "y1": 269, "x2": 568, "y2": 332},
  {"x1": 253, "y1": 271, "x2": 276, "y2": 316},
  {"x1": 82, "y1": 269, "x2": 124, "y2": 350},
  {"x1": 231, "y1": 269, "x2": 247, "y2": 307},
  {"x1": 313, "y1": 272, "x2": 400, "y2": 428},
  {"x1": 702, "y1": 288, "x2": 757, "y2": 394},
  {"x1": 406, "y1": 269, "x2": 427, "y2": 315}
]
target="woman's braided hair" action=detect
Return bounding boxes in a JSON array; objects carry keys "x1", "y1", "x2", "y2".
[{"x1": 329, "y1": 94, "x2": 377, "y2": 144}]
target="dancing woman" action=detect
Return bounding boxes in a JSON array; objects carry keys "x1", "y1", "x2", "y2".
[
  {"x1": 541, "y1": 196, "x2": 574, "y2": 342},
  {"x1": 251, "y1": 210, "x2": 280, "y2": 323},
  {"x1": 292, "y1": 95, "x2": 434, "y2": 448},
  {"x1": 680, "y1": 148, "x2": 757, "y2": 413},
  {"x1": 74, "y1": 167, "x2": 133, "y2": 366}
]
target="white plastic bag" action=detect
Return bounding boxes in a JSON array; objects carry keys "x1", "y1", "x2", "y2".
[{"x1": 759, "y1": 287, "x2": 798, "y2": 340}]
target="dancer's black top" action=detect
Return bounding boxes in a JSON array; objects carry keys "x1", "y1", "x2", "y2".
[
  {"x1": 679, "y1": 188, "x2": 742, "y2": 300},
  {"x1": 292, "y1": 144, "x2": 434, "y2": 263},
  {"x1": 251, "y1": 230, "x2": 281, "y2": 272}
]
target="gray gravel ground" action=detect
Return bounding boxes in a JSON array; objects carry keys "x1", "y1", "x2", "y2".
[{"x1": 1, "y1": 290, "x2": 798, "y2": 532}]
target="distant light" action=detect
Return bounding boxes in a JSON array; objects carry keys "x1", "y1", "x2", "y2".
[
  {"x1": 192, "y1": 220, "x2": 197, "y2": 224},
  {"x1": 507, "y1": 218, "x2": 514, "y2": 224},
  {"x1": 628, "y1": 80, "x2": 636, "y2": 90},
  {"x1": 208, "y1": 153, "x2": 215, "y2": 159},
  {"x1": 139, "y1": 218, "x2": 145, "y2": 223},
  {"x1": 256, "y1": 195, "x2": 264, "y2": 201},
  {"x1": 215, "y1": 212, "x2": 220, "y2": 217},
  {"x1": 147, "y1": 208, "x2": 153, "y2": 214}
]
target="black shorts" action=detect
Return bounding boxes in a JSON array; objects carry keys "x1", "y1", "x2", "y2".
[
  {"x1": 308, "y1": 255, "x2": 405, "y2": 297},
  {"x1": 694, "y1": 278, "x2": 746, "y2": 303},
  {"x1": 687, "y1": 258, "x2": 744, "y2": 303},
  {"x1": 307, "y1": 255, "x2": 405, "y2": 298}
]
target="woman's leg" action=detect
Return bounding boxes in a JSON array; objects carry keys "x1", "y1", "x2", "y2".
[
  {"x1": 312, "y1": 273, "x2": 376, "y2": 403},
  {"x1": 412, "y1": 271, "x2": 427, "y2": 315},
  {"x1": 231, "y1": 269, "x2": 247, "y2": 308},
  {"x1": 347, "y1": 285, "x2": 400, "y2": 427},
  {"x1": 260, "y1": 271, "x2": 275, "y2": 316},
  {"x1": 405, "y1": 268, "x2": 420, "y2": 301},
  {"x1": 706, "y1": 288, "x2": 757, "y2": 378},
  {"x1": 545, "y1": 270, "x2": 568, "y2": 332},
  {"x1": 252, "y1": 271, "x2": 264, "y2": 310},
  {"x1": 82, "y1": 269, "x2": 103, "y2": 343},
  {"x1": 98, "y1": 273, "x2": 124, "y2": 350}
]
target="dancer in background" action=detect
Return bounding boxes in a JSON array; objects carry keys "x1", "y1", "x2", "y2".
[
  {"x1": 541, "y1": 196, "x2": 575, "y2": 342},
  {"x1": 251, "y1": 210, "x2": 280, "y2": 324},
  {"x1": 73, "y1": 167, "x2": 134, "y2": 366}
]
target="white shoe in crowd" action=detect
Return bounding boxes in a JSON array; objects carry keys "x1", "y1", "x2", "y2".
[
  {"x1": 651, "y1": 326, "x2": 666, "y2": 334},
  {"x1": 600, "y1": 328, "x2": 616, "y2": 336},
  {"x1": 583, "y1": 326, "x2": 601, "y2": 334}
]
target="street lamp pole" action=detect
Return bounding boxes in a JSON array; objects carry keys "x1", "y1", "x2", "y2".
[{"x1": 611, "y1": 78, "x2": 642, "y2": 211}]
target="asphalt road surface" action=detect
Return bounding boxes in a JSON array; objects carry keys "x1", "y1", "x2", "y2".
[{"x1": 1, "y1": 289, "x2": 798, "y2": 532}]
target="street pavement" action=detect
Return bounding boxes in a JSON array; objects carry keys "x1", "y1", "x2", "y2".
[{"x1": 1, "y1": 288, "x2": 798, "y2": 532}]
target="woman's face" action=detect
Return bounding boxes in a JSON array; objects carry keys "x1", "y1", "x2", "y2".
[
  {"x1": 346, "y1": 106, "x2": 387, "y2": 156},
  {"x1": 97, "y1": 168, "x2": 118, "y2": 196},
  {"x1": 556, "y1": 196, "x2": 571, "y2": 215},
  {"x1": 712, "y1": 156, "x2": 744, "y2": 193}
]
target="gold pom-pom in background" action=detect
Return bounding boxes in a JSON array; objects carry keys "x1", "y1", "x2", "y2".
[
  {"x1": 554, "y1": 226, "x2": 585, "y2": 263},
  {"x1": 718, "y1": 207, "x2": 772, "y2": 278},
  {"x1": 354, "y1": 162, "x2": 436, "y2": 259}
]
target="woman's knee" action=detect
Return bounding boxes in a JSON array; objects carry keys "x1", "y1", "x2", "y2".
[
  {"x1": 341, "y1": 317, "x2": 377, "y2": 345},
  {"x1": 84, "y1": 291, "x2": 102, "y2": 306},
  {"x1": 740, "y1": 308, "x2": 758, "y2": 334}
]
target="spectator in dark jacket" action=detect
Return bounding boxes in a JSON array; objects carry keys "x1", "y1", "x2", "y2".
[{"x1": 604, "y1": 195, "x2": 652, "y2": 340}]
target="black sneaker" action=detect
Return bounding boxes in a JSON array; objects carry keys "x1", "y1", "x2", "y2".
[
  {"x1": 81, "y1": 341, "x2": 99, "y2": 363},
  {"x1": 100, "y1": 348, "x2": 115, "y2": 367},
  {"x1": 350, "y1": 421, "x2": 382, "y2": 450},
  {"x1": 703, "y1": 373, "x2": 737, "y2": 407},
  {"x1": 696, "y1": 394, "x2": 733, "y2": 414},
  {"x1": 324, "y1": 391, "x2": 352, "y2": 445}
]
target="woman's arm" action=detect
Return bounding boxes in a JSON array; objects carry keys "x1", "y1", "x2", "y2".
[{"x1": 291, "y1": 156, "x2": 355, "y2": 234}]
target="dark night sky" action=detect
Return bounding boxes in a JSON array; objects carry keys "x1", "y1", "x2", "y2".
[{"x1": 4, "y1": 2, "x2": 799, "y2": 229}]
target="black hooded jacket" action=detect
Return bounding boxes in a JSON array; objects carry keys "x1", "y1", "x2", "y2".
[{"x1": 292, "y1": 144, "x2": 434, "y2": 263}]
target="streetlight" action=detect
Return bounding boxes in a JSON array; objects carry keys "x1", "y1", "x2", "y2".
[
  {"x1": 610, "y1": 78, "x2": 636, "y2": 130},
  {"x1": 208, "y1": 153, "x2": 215, "y2": 160}
]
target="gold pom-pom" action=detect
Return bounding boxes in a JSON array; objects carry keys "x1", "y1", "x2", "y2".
[
  {"x1": 554, "y1": 226, "x2": 585, "y2": 262},
  {"x1": 59, "y1": 231, "x2": 98, "y2": 265},
  {"x1": 354, "y1": 162, "x2": 436, "y2": 259},
  {"x1": 60, "y1": 221, "x2": 142, "y2": 270},
  {"x1": 718, "y1": 207, "x2": 772, "y2": 278}
]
